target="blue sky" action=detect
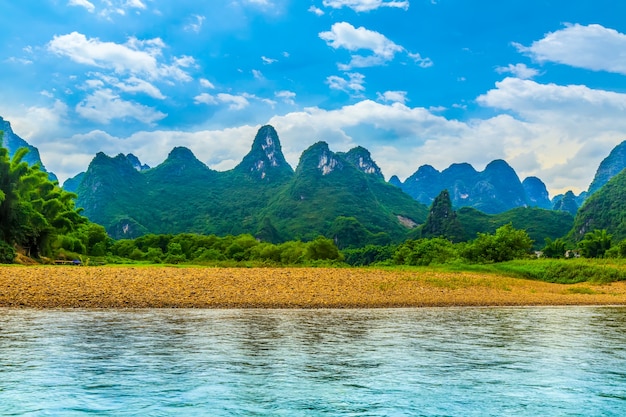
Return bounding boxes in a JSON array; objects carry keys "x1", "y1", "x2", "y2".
[{"x1": 2, "y1": 0, "x2": 626, "y2": 195}]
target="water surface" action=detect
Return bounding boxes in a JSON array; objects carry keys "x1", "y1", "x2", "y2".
[{"x1": 1, "y1": 307, "x2": 625, "y2": 416}]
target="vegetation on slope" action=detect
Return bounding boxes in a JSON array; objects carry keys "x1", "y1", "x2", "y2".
[{"x1": 0, "y1": 134, "x2": 109, "y2": 262}]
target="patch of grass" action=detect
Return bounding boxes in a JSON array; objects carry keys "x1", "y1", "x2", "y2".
[
  {"x1": 489, "y1": 259, "x2": 626, "y2": 284},
  {"x1": 566, "y1": 287, "x2": 599, "y2": 295},
  {"x1": 384, "y1": 259, "x2": 626, "y2": 285}
]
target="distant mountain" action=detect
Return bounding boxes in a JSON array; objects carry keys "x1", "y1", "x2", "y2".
[
  {"x1": 0, "y1": 116, "x2": 57, "y2": 182},
  {"x1": 61, "y1": 172, "x2": 84, "y2": 194},
  {"x1": 74, "y1": 125, "x2": 428, "y2": 242},
  {"x1": 588, "y1": 140, "x2": 626, "y2": 196},
  {"x1": 392, "y1": 159, "x2": 546, "y2": 214},
  {"x1": 63, "y1": 153, "x2": 148, "y2": 193},
  {"x1": 551, "y1": 191, "x2": 580, "y2": 216},
  {"x1": 522, "y1": 176, "x2": 551, "y2": 209}
]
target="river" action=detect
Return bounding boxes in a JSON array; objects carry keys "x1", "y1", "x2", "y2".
[{"x1": 1, "y1": 307, "x2": 625, "y2": 415}]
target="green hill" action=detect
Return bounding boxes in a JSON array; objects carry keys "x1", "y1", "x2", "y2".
[
  {"x1": 570, "y1": 168, "x2": 626, "y2": 242},
  {"x1": 458, "y1": 206, "x2": 574, "y2": 248},
  {"x1": 74, "y1": 126, "x2": 428, "y2": 243}
]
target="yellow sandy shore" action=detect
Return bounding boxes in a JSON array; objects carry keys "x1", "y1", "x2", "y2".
[{"x1": 1, "y1": 266, "x2": 626, "y2": 308}]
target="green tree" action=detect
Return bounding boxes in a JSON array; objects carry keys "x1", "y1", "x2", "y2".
[
  {"x1": 578, "y1": 229, "x2": 612, "y2": 258},
  {"x1": 0, "y1": 136, "x2": 89, "y2": 258},
  {"x1": 342, "y1": 244, "x2": 395, "y2": 266},
  {"x1": 305, "y1": 236, "x2": 343, "y2": 261},
  {"x1": 462, "y1": 223, "x2": 533, "y2": 263},
  {"x1": 542, "y1": 237, "x2": 567, "y2": 258},
  {"x1": 393, "y1": 238, "x2": 458, "y2": 266},
  {"x1": 328, "y1": 216, "x2": 369, "y2": 249}
]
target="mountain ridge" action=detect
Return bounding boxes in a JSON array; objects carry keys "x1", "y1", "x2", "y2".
[
  {"x1": 71, "y1": 126, "x2": 428, "y2": 242},
  {"x1": 392, "y1": 158, "x2": 551, "y2": 214}
]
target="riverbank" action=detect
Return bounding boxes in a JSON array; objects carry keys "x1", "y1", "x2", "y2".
[{"x1": 1, "y1": 266, "x2": 626, "y2": 308}]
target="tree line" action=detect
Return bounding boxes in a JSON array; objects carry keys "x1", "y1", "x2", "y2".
[{"x1": 0, "y1": 138, "x2": 623, "y2": 266}]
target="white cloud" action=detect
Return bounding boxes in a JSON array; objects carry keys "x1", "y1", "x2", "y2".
[
  {"x1": 68, "y1": 0, "x2": 95, "y2": 13},
  {"x1": 200, "y1": 78, "x2": 215, "y2": 89},
  {"x1": 322, "y1": 0, "x2": 409, "y2": 12},
  {"x1": 90, "y1": 74, "x2": 165, "y2": 99},
  {"x1": 8, "y1": 65, "x2": 626, "y2": 196},
  {"x1": 261, "y1": 56, "x2": 277, "y2": 64},
  {"x1": 185, "y1": 15, "x2": 206, "y2": 33},
  {"x1": 5, "y1": 57, "x2": 33, "y2": 65},
  {"x1": 495, "y1": 63, "x2": 539, "y2": 79},
  {"x1": 194, "y1": 91, "x2": 274, "y2": 109},
  {"x1": 319, "y1": 22, "x2": 427, "y2": 69},
  {"x1": 76, "y1": 89, "x2": 166, "y2": 124},
  {"x1": 308, "y1": 6, "x2": 324, "y2": 16},
  {"x1": 477, "y1": 77, "x2": 626, "y2": 123},
  {"x1": 320, "y1": 22, "x2": 402, "y2": 60},
  {"x1": 515, "y1": 23, "x2": 626, "y2": 75},
  {"x1": 0, "y1": 100, "x2": 69, "y2": 141},
  {"x1": 407, "y1": 52, "x2": 433, "y2": 68},
  {"x1": 217, "y1": 93, "x2": 250, "y2": 110},
  {"x1": 326, "y1": 72, "x2": 366, "y2": 94},
  {"x1": 275, "y1": 90, "x2": 296, "y2": 105},
  {"x1": 377, "y1": 90, "x2": 407, "y2": 104},
  {"x1": 47, "y1": 32, "x2": 193, "y2": 82},
  {"x1": 125, "y1": 0, "x2": 146, "y2": 9},
  {"x1": 194, "y1": 93, "x2": 217, "y2": 105},
  {"x1": 252, "y1": 69, "x2": 264, "y2": 79}
]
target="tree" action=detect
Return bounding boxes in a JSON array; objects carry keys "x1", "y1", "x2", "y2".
[
  {"x1": 462, "y1": 223, "x2": 533, "y2": 263},
  {"x1": 394, "y1": 237, "x2": 458, "y2": 266},
  {"x1": 0, "y1": 137, "x2": 90, "y2": 258},
  {"x1": 306, "y1": 236, "x2": 343, "y2": 261},
  {"x1": 542, "y1": 237, "x2": 567, "y2": 258},
  {"x1": 328, "y1": 216, "x2": 369, "y2": 249},
  {"x1": 578, "y1": 229, "x2": 612, "y2": 258},
  {"x1": 420, "y1": 189, "x2": 464, "y2": 242}
]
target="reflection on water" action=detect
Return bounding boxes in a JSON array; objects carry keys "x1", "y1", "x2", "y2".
[{"x1": 1, "y1": 307, "x2": 625, "y2": 416}]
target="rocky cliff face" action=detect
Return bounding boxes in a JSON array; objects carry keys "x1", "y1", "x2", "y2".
[
  {"x1": 233, "y1": 124, "x2": 293, "y2": 181},
  {"x1": 340, "y1": 146, "x2": 384, "y2": 179}
]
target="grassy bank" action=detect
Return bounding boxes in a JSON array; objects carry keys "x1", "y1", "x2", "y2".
[{"x1": 428, "y1": 259, "x2": 626, "y2": 284}]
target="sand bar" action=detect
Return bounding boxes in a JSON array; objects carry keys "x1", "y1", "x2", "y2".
[{"x1": 1, "y1": 266, "x2": 626, "y2": 308}]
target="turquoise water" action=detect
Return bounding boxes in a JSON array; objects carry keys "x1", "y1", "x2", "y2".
[{"x1": 1, "y1": 307, "x2": 625, "y2": 416}]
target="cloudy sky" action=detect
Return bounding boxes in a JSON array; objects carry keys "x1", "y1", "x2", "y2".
[{"x1": 2, "y1": 0, "x2": 626, "y2": 195}]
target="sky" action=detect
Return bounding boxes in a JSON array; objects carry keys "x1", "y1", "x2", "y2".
[{"x1": 2, "y1": 0, "x2": 626, "y2": 196}]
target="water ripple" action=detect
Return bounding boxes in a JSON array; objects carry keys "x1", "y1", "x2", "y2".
[{"x1": 0, "y1": 307, "x2": 625, "y2": 416}]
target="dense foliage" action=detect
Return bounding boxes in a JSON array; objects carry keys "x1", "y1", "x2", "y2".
[
  {"x1": 570, "y1": 168, "x2": 626, "y2": 242},
  {"x1": 419, "y1": 189, "x2": 464, "y2": 242},
  {"x1": 457, "y1": 206, "x2": 573, "y2": 249},
  {"x1": 0, "y1": 135, "x2": 109, "y2": 261},
  {"x1": 343, "y1": 224, "x2": 535, "y2": 267},
  {"x1": 108, "y1": 233, "x2": 344, "y2": 265}
]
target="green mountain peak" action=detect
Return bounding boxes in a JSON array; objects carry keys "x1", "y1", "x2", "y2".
[{"x1": 234, "y1": 124, "x2": 293, "y2": 181}]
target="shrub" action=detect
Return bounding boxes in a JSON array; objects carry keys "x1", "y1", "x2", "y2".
[
  {"x1": 393, "y1": 238, "x2": 458, "y2": 266},
  {"x1": 306, "y1": 236, "x2": 343, "y2": 261},
  {"x1": 0, "y1": 240, "x2": 16, "y2": 263},
  {"x1": 462, "y1": 224, "x2": 533, "y2": 263}
]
